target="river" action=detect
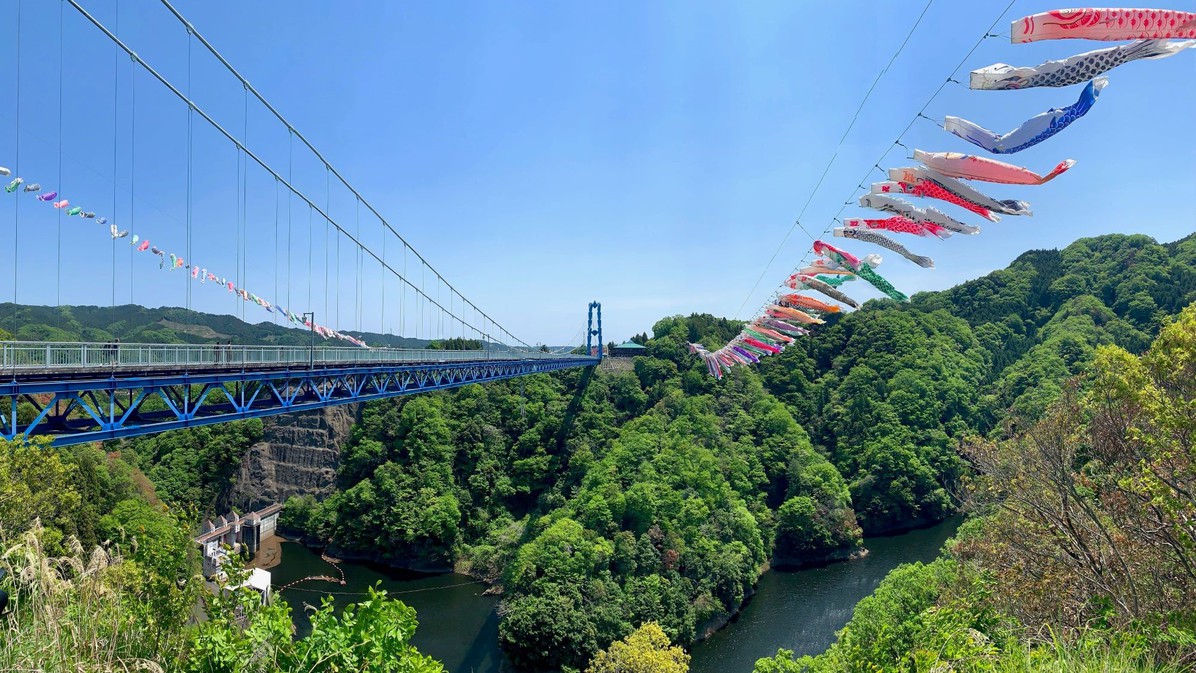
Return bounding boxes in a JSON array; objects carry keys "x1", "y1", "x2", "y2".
[{"x1": 270, "y1": 516, "x2": 961, "y2": 673}]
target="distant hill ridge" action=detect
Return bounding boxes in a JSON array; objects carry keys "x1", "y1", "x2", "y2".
[{"x1": 0, "y1": 303, "x2": 436, "y2": 348}]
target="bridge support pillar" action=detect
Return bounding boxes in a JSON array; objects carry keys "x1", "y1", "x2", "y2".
[{"x1": 587, "y1": 301, "x2": 602, "y2": 360}]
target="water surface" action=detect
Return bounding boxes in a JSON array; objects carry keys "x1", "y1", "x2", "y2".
[
  {"x1": 270, "y1": 542, "x2": 505, "y2": 673},
  {"x1": 688, "y1": 517, "x2": 962, "y2": 673},
  {"x1": 271, "y1": 517, "x2": 961, "y2": 673}
]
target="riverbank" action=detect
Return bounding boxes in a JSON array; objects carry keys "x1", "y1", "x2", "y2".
[
  {"x1": 249, "y1": 535, "x2": 285, "y2": 570},
  {"x1": 687, "y1": 516, "x2": 963, "y2": 673},
  {"x1": 268, "y1": 517, "x2": 962, "y2": 673},
  {"x1": 269, "y1": 541, "x2": 505, "y2": 672}
]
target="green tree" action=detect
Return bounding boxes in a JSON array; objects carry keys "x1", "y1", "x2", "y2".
[{"x1": 586, "y1": 622, "x2": 690, "y2": 673}]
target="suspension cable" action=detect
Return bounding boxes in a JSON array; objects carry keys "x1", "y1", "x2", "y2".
[
  {"x1": 154, "y1": 0, "x2": 527, "y2": 348},
  {"x1": 184, "y1": 26, "x2": 193, "y2": 311},
  {"x1": 111, "y1": 0, "x2": 119, "y2": 309},
  {"x1": 128, "y1": 29, "x2": 136, "y2": 306},
  {"x1": 287, "y1": 129, "x2": 293, "y2": 317},
  {"x1": 13, "y1": 0, "x2": 22, "y2": 306},
  {"x1": 274, "y1": 178, "x2": 280, "y2": 324},
  {"x1": 57, "y1": 0, "x2": 64, "y2": 315},
  {"x1": 325, "y1": 166, "x2": 332, "y2": 328},
  {"x1": 741, "y1": 0, "x2": 1018, "y2": 323},
  {"x1": 67, "y1": 0, "x2": 528, "y2": 346},
  {"x1": 733, "y1": 0, "x2": 935, "y2": 320}
]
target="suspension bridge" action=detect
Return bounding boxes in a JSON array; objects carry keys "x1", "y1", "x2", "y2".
[{"x1": 0, "y1": 2, "x2": 603, "y2": 446}]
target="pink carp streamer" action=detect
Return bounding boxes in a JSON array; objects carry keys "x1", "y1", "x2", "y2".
[
  {"x1": 872, "y1": 180, "x2": 1000, "y2": 222},
  {"x1": 858, "y1": 194, "x2": 980, "y2": 235},
  {"x1": 689, "y1": 12, "x2": 1184, "y2": 379},
  {"x1": 844, "y1": 216, "x2": 950, "y2": 239},
  {"x1": 1013, "y1": 8, "x2": 1196, "y2": 43},
  {"x1": 889, "y1": 167, "x2": 1032, "y2": 217},
  {"x1": 914, "y1": 150, "x2": 1075, "y2": 186}
]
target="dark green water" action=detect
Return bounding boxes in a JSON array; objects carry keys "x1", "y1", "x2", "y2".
[
  {"x1": 271, "y1": 517, "x2": 960, "y2": 673},
  {"x1": 269, "y1": 543, "x2": 504, "y2": 672},
  {"x1": 688, "y1": 517, "x2": 962, "y2": 673}
]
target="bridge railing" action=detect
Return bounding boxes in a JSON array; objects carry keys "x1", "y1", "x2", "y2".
[{"x1": 0, "y1": 341, "x2": 583, "y2": 373}]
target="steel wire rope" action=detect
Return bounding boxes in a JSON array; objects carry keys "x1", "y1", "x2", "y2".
[
  {"x1": 287, "y1": 130, "x2": 293, "y2": 321},
  {"x1": 111, "y1": 0, "x2": 119, "y2": 309},
  {"x1": 732, "y1": 0, "x2": 935, "y2": 320},
  {"x1": 381, "y1": 216, "x2": 386, "y2": 338},
  {"x1": 307, "y1": 204, "x2": 313, "y2": 313},
  {"x1": 155, "y1": 0, "x2": 529, "y2": 349},
  {"x1": 128, "y1": 32, "x2": 135, "y2": 306},
  {"x1": 741, "y1": 0, "x2": 1019, "y2": 326},
  {"x1": 185, "y1": 26, "x2": 192, "y2": 311},
  {"x1": 0, "y1": 98, "x2": 190, "y2": 229},
  {"x1": 355, "y1": 198, "x2": 361, "y2": 332},
  {"x1": 66, "y1": 0, "x2": 516, "y2": 344},
  {"x1": 324, "y1": 166, "x2": 329, "y2": 327},
  {"x1": 57, "y1": 0, "x2": 64, "y2": 319},
  {"x1": 235, "y1": 99, "x2": 243, "y2": 319},
  {"x1": 241, "y1": 85, "x2": 249, "y2": 321},
  {"x1": 279, "y1": 579, "x2": 485, "y2": 598},
  {"x1": 12, "y1": 0, "x2": 21, "y2": 306},
  {"x1": 274, "y1": 178, "x2": 280, "y2": 324},
  {"x1": 401, "y1": 245, "x2": 406, "y2": 339},
  {"x1": 330, "y1": 166, "x2": 338, "y2": 330}
]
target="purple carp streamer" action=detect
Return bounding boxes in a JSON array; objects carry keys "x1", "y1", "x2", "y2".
[
  {"x1": 945, "y1": 78, "x2": 1108, "y2": 155},
  {"x1": 972, "y1": 39, "x2": 1193, "y2": 90},
  {"x1": 914, "y1": 150, "x2": 1075, "y2": 186},
  {"x1": 834, "y1": 227, "x2": 934, "y2": 269},
  {"x1": 858, "y1": 194, "x2": 981, "y2": 235}
]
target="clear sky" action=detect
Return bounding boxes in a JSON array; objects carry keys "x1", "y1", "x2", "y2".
[{"x1": 0, "y1": 1, "x2": 1193, "y2": 346}]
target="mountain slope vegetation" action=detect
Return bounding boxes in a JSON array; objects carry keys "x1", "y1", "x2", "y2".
[
  {"x1": 286, "y1": 233, "x2": 1196, "y2": 667},
  {"x1": 0, "y1": 232, "x2": 1190, "y2": 671},
  {"x1": 756, "y1": 301, "x2": 1196, "y2": 672}
]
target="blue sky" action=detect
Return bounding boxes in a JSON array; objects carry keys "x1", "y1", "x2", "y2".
[{"x1": 0, "y1": 1, "x2": 1193, "y2": 346}]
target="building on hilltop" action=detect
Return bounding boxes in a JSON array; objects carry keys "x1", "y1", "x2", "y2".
[{"x1": 609, "y1": 341, "x2": 647, "y2": 357}]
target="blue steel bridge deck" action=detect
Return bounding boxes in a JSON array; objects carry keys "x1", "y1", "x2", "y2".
[{"x1": 0, "y1": 342, "x2": 597, "y2": 446}]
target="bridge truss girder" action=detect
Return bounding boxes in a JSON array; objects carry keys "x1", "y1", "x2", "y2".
[{"x1": 0, "y1": 357, "x2": 596, "y2": 446}]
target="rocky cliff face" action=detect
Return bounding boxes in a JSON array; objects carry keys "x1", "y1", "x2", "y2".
[{"x1": 230, "y1": 404, "x2": 357, "y2": 511}]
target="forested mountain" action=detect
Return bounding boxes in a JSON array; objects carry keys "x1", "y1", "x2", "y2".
[
  {"x1": 0, "y1": 302, "x2": 436, "y2": 348},
  {"x1": 279, "y1": 232, "x2": 1196, "y2": 668},
  {"x1": 0, "y1": 232, "x2": 1192, "y2": 672},
  {"x1": 756, "y1": 300, "x2": 1196, "y2": 673},
  {"x1": 759, "y1": 232, "x2": 1196, "y2": 532}
]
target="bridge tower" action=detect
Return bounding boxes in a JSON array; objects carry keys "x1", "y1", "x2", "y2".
[{"x1": 587, "y1": 302, "x2": 603, "y2": 360}]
